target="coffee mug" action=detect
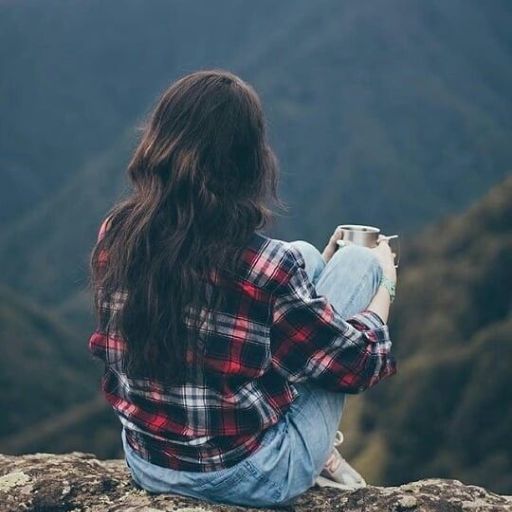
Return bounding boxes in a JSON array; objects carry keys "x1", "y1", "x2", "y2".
[{"x1": 335, "y1": 224, "x2": 399, "y2": 266}]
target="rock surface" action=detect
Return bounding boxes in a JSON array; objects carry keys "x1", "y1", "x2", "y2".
[{"x1": 0, "y1": 452, "x2": 511, "y2": 511}]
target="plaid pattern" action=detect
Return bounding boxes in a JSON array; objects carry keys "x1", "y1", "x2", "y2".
[{"x1": 88, "y1": 218, "x2": 397, "y2": 471}]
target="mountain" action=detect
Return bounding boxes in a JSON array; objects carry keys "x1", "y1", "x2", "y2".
[
  {"x1": 0, "y1": 283, "x2": 119, "y2": 457},
  {"x1": 342, "y1": 174, "x2": 512, "y2": 494},
  {"x1": 2, "y1": 174, "x2": 510, "y2": 491},
  {"x1": 1, "y1": 0, "x2": 512, "y2": 314},
  {"x1": 1, "y1": 0, "x2": 511, "y2": 494},
  {"x1": 0, "y1": 0, "x2": 318, "y2": 226}
]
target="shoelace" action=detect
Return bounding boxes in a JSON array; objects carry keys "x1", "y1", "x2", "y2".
[
  {"x1": 323, "y1": 430, "x2": 346, "y2": 473},
  {"x1": 321, "y1": 430, "x2": 367, "y2": 488}
]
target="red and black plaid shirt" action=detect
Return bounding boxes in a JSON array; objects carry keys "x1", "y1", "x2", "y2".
[{"x1": 88, "y1": 218, "x2": 397, "y2": 472}]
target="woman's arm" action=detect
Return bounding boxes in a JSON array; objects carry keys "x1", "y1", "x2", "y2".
[
  {"x1": 270, "y1": 250, "x2": 397, "y2": 393},
  {"x1": 366, "y1": 286, "x2": 391, "y2": 324},
  {"x1": 97, "y1": 214, "x2": 114, "y2": 243},
  {"x1": 366, "y1": 237, "x2": 396, "y2": 323},
  {"x1": 323, "y1": 229, "x2": 397, "y2": 324}
]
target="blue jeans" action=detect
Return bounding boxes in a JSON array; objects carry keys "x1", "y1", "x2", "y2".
[{"x1": 121, "y1": 241, "x2": 383, "y2": 508}]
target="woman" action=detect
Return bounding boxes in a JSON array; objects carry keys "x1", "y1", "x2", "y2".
[{"x1": 88, "y1": 69, "x2": 397, "y2": 508}]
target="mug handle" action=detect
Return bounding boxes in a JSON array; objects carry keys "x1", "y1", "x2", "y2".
[
  {"x1": 336, "y1": 229, "x2": 349, "y2": 248},
  {"x1": 378, "y1": 234, "x2": 400, "y2": 268}
]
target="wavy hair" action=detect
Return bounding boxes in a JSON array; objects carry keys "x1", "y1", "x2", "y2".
[{"x1": 89, "y1": 69, "x2": 283, "y2": 383}]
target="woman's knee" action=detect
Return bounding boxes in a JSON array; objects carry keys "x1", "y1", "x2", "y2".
[
  {"x1": 289, "y1": 240, "x2": 322, "y2": 262},
  {"x1": 289, "y1": 240, "x2": 325, "y2": 282},
  {"x1": 335, "y1": 244, "x2": 383, "y2": 291}
]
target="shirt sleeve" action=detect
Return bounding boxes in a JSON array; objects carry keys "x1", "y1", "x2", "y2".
[
  {"x1": 269, "y1": 247, "x2": 397, "y2": 393},
  {"x1": 94, "y1": 215, "x2": 114, "y2": 271},
  {"x1": 97, "y1": 215, "x2": 113, "y2": 243}
]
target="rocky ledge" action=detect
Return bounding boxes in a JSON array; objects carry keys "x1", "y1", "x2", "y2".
[{"x1": 0, "y1": 452, "x2": 510, "y2": 511}]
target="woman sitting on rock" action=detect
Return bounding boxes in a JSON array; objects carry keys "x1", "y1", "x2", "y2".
[{"x1": 88, "y1": 69, "x2": 398, "y2": 508}]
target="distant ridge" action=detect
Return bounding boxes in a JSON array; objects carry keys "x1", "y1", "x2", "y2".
[
  {"x1": 1, "y1": 175, "x2": 510, "y2": 492},
  {"x1": 345, "y1": 174, "x2": 512, "y2": 494}
]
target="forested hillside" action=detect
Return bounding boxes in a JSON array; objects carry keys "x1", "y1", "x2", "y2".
[
  {"x1": 0, "y1": 284, "x2": 105, "y2": 446},
  {"x1": 1, "y1": 0, "x2": 511, "y2": 496},
  {"x1": 2, "y1": 0, "x2": 512, "y2": 320},
  {"x1": 1, "y1": 176, "x2": 510, "y2": 493},
  {"x1": 344, "y1": 175, "x2": 512, "y2": 494},
  {"x1": 0, "y1": 0, "x2": 311, "y2": 225},
  {"x1": 2, "y1": 0, "x2": 512, "y2": 232}
]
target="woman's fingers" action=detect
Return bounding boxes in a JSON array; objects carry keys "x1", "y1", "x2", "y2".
[
  {"x1": 331, "y1": 226, "x2": 344, "y2": 242},
  {"x1": 331, "y1": 226, "x2": 351, "y2": 249}
]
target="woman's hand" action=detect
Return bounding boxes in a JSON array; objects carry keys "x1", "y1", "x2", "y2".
[
  {"x1": 368, "y1": 237, "x2": 398, "y2": 323},
  {"x1": 371, "y1": 236, "x2": 397, "y2": 283},
  {"x1": 322, "y1": 226, "x2": 344, "y2": 263},
  {"x1": 322, "y1": 227, "x2": 398, "y2": 282}
]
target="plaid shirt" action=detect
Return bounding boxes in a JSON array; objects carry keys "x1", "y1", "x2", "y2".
[{"x1": 88, "y1": 218, "x2": 397, "y2": 471}]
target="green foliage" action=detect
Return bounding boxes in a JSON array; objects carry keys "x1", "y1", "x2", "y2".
[
  {"x1": 0, "y1": 283, "x2": 121, "y2": 457},
  {"x1": 0, "y1": 0, "x2": 512, "y2": 494},
  {"x1": 346, "y1": 176, "x2": 512, "y2": 494}
]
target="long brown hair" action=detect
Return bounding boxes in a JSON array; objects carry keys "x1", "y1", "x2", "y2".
[{"x1": 89, "y1": 69, "x2": 283, "y2": 383}]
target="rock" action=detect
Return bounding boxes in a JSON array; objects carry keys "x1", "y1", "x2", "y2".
[
  {"x1": 396, "y1": 494, "x2": 418, "y2": 509},
  {"x1": 0, "y1": 452, "x2": 511, "y2": 511}
]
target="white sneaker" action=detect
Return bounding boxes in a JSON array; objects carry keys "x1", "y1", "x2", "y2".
[{"x1": 315, "y1": 431, "x2": 367, "y2": 490}]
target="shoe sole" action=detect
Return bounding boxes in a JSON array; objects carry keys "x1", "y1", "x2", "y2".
[{"x1": 315, "y1": 475, "x2": 367, "y2": 491}]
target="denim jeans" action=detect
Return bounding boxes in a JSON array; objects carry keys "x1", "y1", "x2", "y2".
[{"x1": 121, "y1": 241, "x2": 383, "y2": 508}]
